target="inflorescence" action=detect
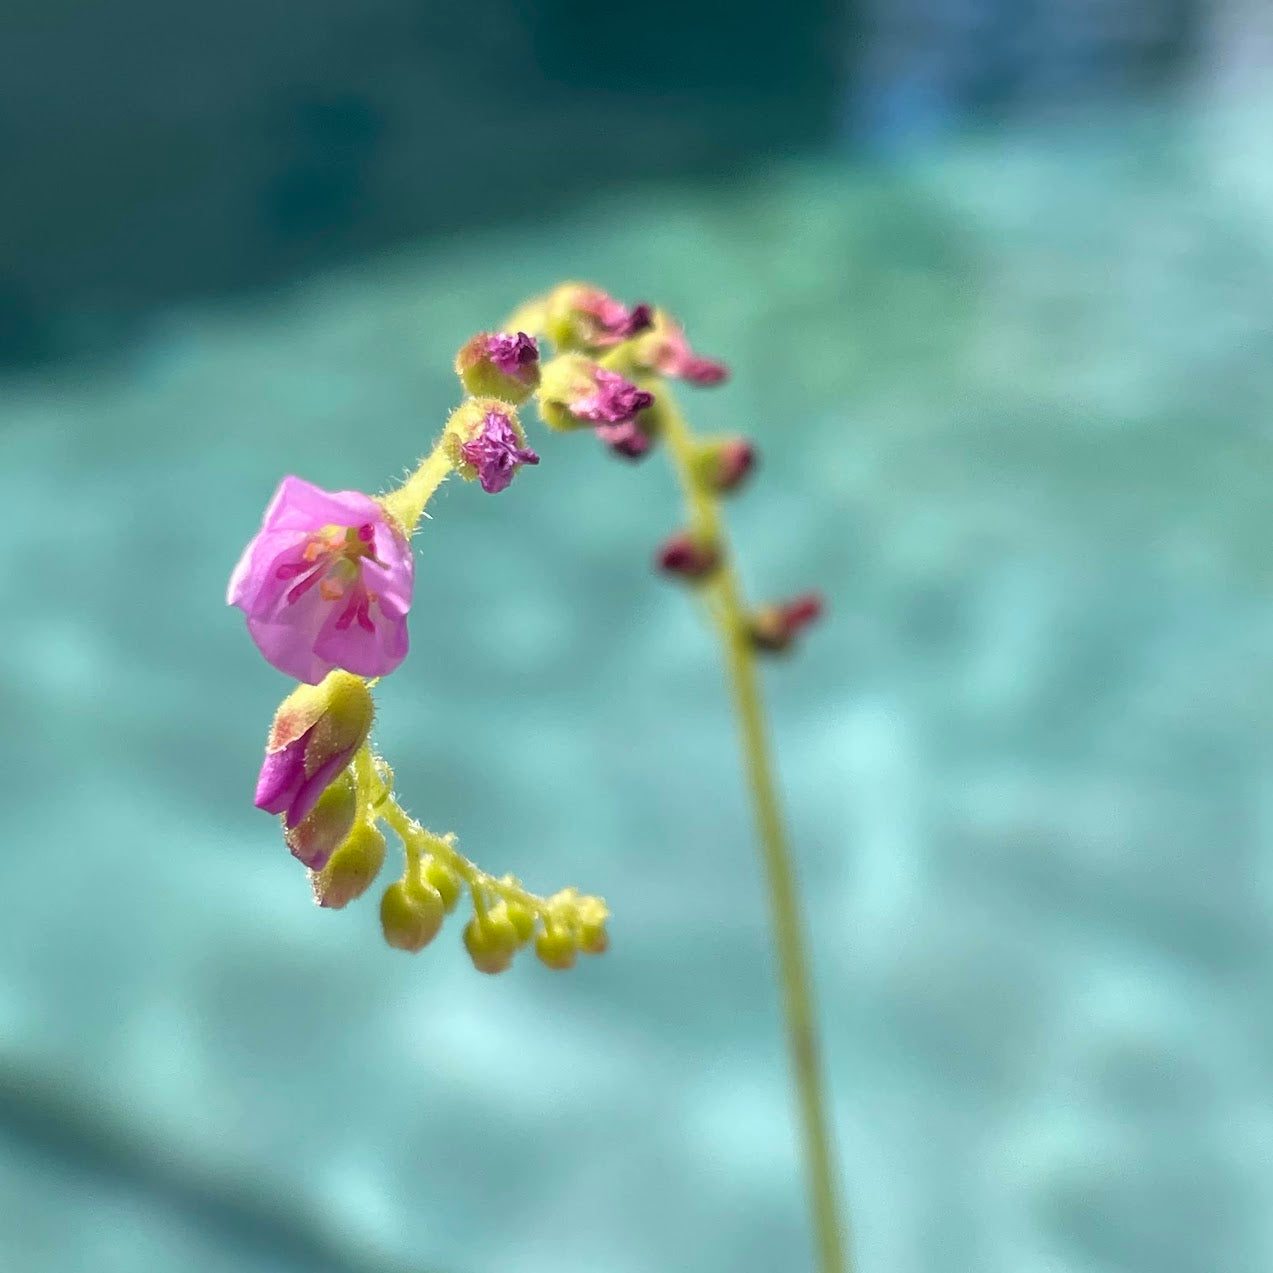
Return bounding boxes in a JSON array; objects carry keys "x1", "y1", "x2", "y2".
[{"x1": 228, "y1": 281, "x2": 823, "y2": 973}]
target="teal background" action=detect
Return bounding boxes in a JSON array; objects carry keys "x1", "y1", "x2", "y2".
[{"x1": 1, "y1": 17, "x2": 1271, "y2": 1273}]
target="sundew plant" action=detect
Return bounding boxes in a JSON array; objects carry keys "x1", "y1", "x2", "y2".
[{"x1": 227, "y1": 283, "x2": 850, "y2": 1272}]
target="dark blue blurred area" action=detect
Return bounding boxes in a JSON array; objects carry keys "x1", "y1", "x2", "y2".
[{"x1": 0, "y1": 0, "x2": 1200, "y2": 367}]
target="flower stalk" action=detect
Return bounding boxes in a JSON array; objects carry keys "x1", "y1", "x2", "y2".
[{"x1": 658, "y1": 394, "x2": 850, "y2": 1273}]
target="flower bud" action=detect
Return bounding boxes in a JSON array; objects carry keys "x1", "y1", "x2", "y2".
[
  {"x1": 380, "y1": 878, "x2": 446, "y2": 952},
  {"x1": 575, "y1": 896, "x2": 610, "y2": 955},
  {"x1": 454, "y1": 331, "x2": 541, "y2": 403},
  {"x1": 693, "y1": 436, "x2": 756, "y2": 494},
  {"x1": 443, "y1": 399, "x2": 539, "y2": 494},
  {"x1": 283, "y1": 768, "x2": 357, "y2": 870},
  {"x1": 656, "y1": 531, "x2": 721, "y2": 581},
  {"x1": 537, "y1": 356, "x2": 654, "y2": 433},
  {"x1": 625, "y1": 308, "x2": 729, "y2": 386},
  {"x1": 748, "y1": 592, "x2": 825, "y2": 653},
  {"x1": 310, "y1": 821, "x2": 386, "y2": 909},
  {"x1": 534, "y1": 925, "x2": 578, "y2": 971},
  {"x1": 423, "y1": 854, "x2": 463, "y2": 913},
  {"x1": 502, "y1": 897, "x2": 537, "y2": 944},
  {"x1": 544, "y1": 283, "x2": 654, "y2": 352},
  {"x1": 463, "y1": 910, "x2": 518, "y2": 975},
  {"x1": 255, "y1": 671, "x2": 375, "y2": 829}
]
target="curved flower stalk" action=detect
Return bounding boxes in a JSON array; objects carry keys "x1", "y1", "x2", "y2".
[{"x1": 227, "y1": 283, "x2": 848, "y2": 1273}]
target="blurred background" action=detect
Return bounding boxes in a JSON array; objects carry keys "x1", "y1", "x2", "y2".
[{"x1": 1, "y1": 2, "x2": 1271, "y2": 1271}]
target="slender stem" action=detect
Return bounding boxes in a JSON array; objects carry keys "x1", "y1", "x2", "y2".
[
  {"x1": 380, "y1": 440, "x2": 454, "y2": 534},
  {"x1": 658, "y1": 395, "x2": 850, "y2": 1273}
]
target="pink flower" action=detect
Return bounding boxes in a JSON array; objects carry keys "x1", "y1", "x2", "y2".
[
  {"x1": 228, "y1": 476, "x2": 414, "y2": 684},
  {"x1": 459, "y1": 409, "x2": 540, "y2": 494},
  {"x1": 570, "y1": 367, "x2": 655, "y2": 426}
]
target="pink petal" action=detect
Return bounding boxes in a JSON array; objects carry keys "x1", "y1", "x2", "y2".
[
  {"x1": 287, "y1": 751, "x2": 348, "y2": 828},
  {"x1": 260, "y1": 476, "x2": 383, "y2": 535},
  {"x1": 312, "y1": 599, "x2": 409, "y2": 679},
  {"x1": 254, "y1": 737, "x2": 306, "y2": 814},
  {"x1": 246, "y1": 614, "x2": 336, "y2": 684}
]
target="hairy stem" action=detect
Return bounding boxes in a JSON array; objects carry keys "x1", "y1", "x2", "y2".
[
  {"x1": 658, "y1": 395, "x2": 850, "y2": 1273},
  {"x1": 380, "y1": 441, "x2": 454, "y2": 534}
]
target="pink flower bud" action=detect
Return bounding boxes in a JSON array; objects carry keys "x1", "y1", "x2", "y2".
[
  {"x1": 693, "y1": 436, "x2": 756, "y2": 494},
  {"x1": 749, "y1": 592, "x2": 826, "y2": 653},
  {"x1": 228, "y1": 476, "x2": 414, "y2": 684},
  {"x1": 629, "y1": 310, "x2": 729, "y2": 386},
  {"x1": 547, "y1": 283, "x2": 654, "y2": 351},
  {"x1": 594, "y1": 418, "x2": 653, "y2": 460},
  {"x1": 655, "y1": 531, "x2": 721, "y2": 580},
  {"x1": 537, "y1": 356, "x2": 657, "y2": 458},
  {"x1": 454, "y1": 331, "x2": 540, "y2": 404},
  {"x1": 446, "y1": 401, "x2": 540, "y2": 494},
  {"x1": 254, "y1": 672, "x2": 374, "y2": 829}
]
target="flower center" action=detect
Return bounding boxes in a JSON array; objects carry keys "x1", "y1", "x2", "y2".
[{"x1": 274, "y1": 523, "x2": 384, "y2": 629}]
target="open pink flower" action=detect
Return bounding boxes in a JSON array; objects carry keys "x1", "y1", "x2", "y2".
[{"x1": 228, "y1": 476, "x2": 414, "y2": 683}]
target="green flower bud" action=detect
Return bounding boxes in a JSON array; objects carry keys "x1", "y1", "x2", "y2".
[
  {"x1": 423, "y1": 855, "x2": 462, "y2": 913},
  {"x1": 575, "y1": 896, "x2": 610, "y2": 955},
  {"x1": 310, "y1": 821, "x2": 386, "y2": 910},
  {"x1": 534, "y1": 925, "x2": 577, "y2": 971},
  {"x1": 284, "y1": 769, "x2": 357, "y2": 871},
  {"x1": 380, "y1": 878, "x2": 446, "y2": 952},
  {"x1": 497, "y1": 878, "x2": 537, "y2": 942},
  {"x1": 463, "y1": 910, "x2": 518, "y2": 975}
]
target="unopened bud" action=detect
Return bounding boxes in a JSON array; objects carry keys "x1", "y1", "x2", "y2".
[
  {"x1": 496, "y1": 882, "x2": 537, "y2": 943},
  {"x1": 443, "y1": 399, "x2": 539, "y2": 495},
  {"x1": 749, "y1": 592, "x2": 825, "y2": 653},
  {"x1": 537, "y1": 356, "x2": 655, "y2": 434},
  {"x1": 423, "y1": 855, "x2": 463, "y2": 913},
  {"x1": 575, "y1": 896, "x2": 610, "y2": 955},
  {"x1": 693, "y1": 436, "x2": 756, "y2": 495},
  {"x1": 284, "y1": 768, "x2": 357, "y2": 870},
  {"x1": 545, "y1": 283, "x2": 654, "y2": 352},
  {"x1": 535, "y1": 925, "x2": 578, "y2": 971},
  {"x1": 255, "y1": 671, "x2": 375, "y2": 830},
  {"x1": 310, "y1": 821, "x2": 386, "y2": 909},
  {"x1": 626, "y1": 309, "x2": 729, "y2": 386},
  {"x1": 380, "y1": 878, "x2": 446, "y2": 952},
  {"x1": 455, "y1": 331, "x2": 540, "y2": 403},
  {"x1": 656, "y1": 531, "x2": 721, "y2": 581},
  {"x1": 463, "y1": 911, "x2": 518, "y2": 975}
]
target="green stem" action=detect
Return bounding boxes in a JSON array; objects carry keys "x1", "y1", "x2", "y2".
[
  {"x1": 659, "y1": 395, "x2": 850, "y2": 1273},
  {"x1": 380, "y1": 441, "x2": 454, "y2": 535}
]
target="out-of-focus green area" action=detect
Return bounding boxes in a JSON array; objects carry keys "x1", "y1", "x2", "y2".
[{"x1": 1, "y1": 95, "x2": 1271, "y2": 1273}]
